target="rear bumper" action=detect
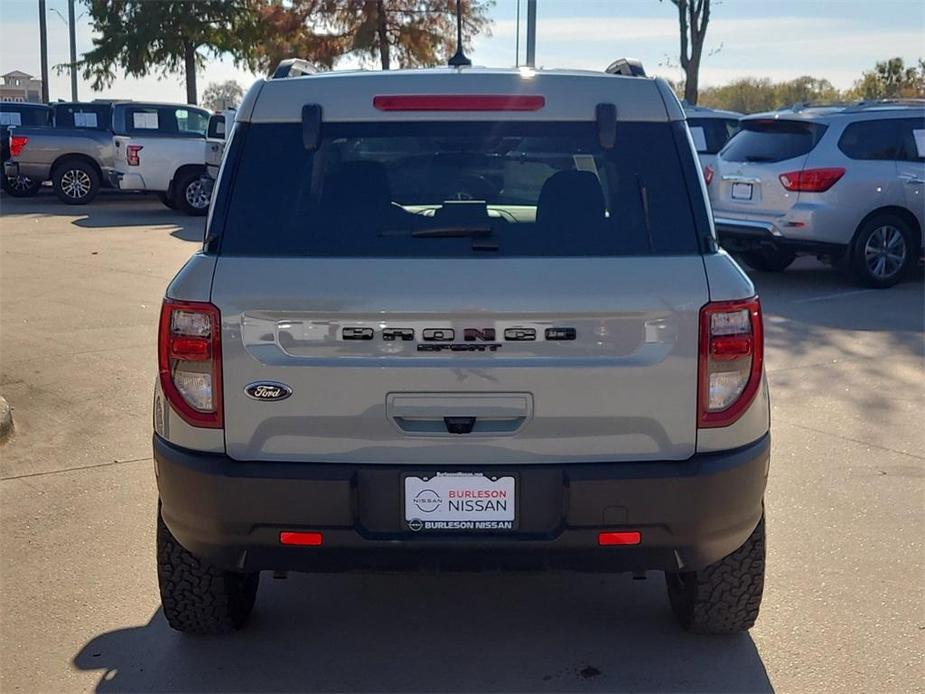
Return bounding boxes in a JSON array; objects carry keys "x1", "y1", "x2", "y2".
[
  {"x1": 154, "y1": 433, "x2": 770, "y2": 574},
  {"x1": 714, "y1": 214, "x2": 847, "y2": 256}
]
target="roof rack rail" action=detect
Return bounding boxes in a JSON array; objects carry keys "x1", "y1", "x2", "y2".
[
  {"x1": 845, "y1": 98, "x2": 925, "y2": 111},
  {"x1": 605, "y1": 58, "x2": 646, "y2": 77},
  {"x1": 272, "y1": 58, "x2": 317, "y2": 79}
]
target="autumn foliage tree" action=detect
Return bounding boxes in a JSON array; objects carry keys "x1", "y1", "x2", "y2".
[{"x1": 257, "y1": 0, "x2": 493, "y2": 72}]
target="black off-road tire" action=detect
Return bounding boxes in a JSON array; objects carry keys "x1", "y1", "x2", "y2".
[
  {"x1": 175, "y1": 170, "x2": 211, "y2": 217},
  {"x1": 2, "y1": 174, "x2": 42, "y2": 197},
  {"x1": 848, "y1": 213, "x2": 915, "y2": 288},
  {"x1": 740, "y1": 248, "x2": 796, "y2": 273},
  {"x1": 52, "y1": 158, "x2": 100, "y2": 205},
  {"x1": 157, "y1": 506, "x2": 259, "y2": 634},
  {"x1": 665, "y1": 514, "x2": 766, "y2": 634},
  {"x1": 157, "y1": 191, "x2": 178, "y2": 209}
]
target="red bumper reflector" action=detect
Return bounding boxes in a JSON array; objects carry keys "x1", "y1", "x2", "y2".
[
  {"x1": 279, "y1": 531, "x2": 324, "y2": 546},
  {"x1": 598, "y1": 531, "x2": 641, "y2": 546},
  {"x1": 373, "y1": 94, "x2": 545, "y2": 112}
]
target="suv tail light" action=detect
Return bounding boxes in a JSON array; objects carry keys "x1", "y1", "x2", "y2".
[
  {"x1": 127, "y1": 144, "x2": 143, "y2": 166},
  {"x1": 698, "y1": 297, "x2": 763, "y2": 428},
  {"x1": 779, "y1": 167, "x2": 844, "y2": 192},
  {"x1": 9, "y1": 134, "x2": 28, "y2": 157},
  {"x1": 158, "y1": 299, "x2": 222, "y2": 428},
  {"x1": 703, "y1": 164, "x2": 714, "y2": 186}
]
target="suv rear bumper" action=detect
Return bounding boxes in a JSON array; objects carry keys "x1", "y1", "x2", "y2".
[
  {"x1": 715, "y1": 217, "x2": 845, "y2": 256},
  {"x1": 154, "y1": 433, "x2": 770, "y2": 574}
]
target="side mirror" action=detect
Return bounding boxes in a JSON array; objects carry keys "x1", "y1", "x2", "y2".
[{"x1": 207, "y1": 114, "x2": 226, "y2": 139}]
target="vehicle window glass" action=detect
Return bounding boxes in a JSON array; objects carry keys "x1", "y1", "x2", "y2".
[
  {"x1": 721, "y1": 120, "x2": 825, "y2": 163},
  {"x1": 0, "y1": 112, "x2": 21, "y2": 126},
  {"x1": 130, "y1": 109, "x2": 160, "y2": 130},
  {"x1": 176, "y1": 108, "x2": 209, "y2": 136},
  {"x1": 218, "y1": 121, "x2": 701, "y2": 258},
  {"x1": 53, "y1": 104, "x2": 109, "y2": 129},
  {"x1": 895, "y1": 118, "x2": 925, "y2": 162},
  {"x1": 837, "y1": 119, "x2": 902, "y2": 160},
  {"x1": 687, "y1": 118, "x2": 739, "y2": 154}
]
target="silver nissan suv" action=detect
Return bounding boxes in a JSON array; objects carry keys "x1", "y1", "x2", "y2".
[
  {"x1": 710, "y1": 101, "x2": 925, "y2": 287},
  {"x1": 153, "y1": 58, "x2": 771, "y2": 635}
]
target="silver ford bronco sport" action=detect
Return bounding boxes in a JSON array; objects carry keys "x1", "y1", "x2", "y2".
[{"x1": 153, "y1": 58, "x2": 770, "y2": 635}]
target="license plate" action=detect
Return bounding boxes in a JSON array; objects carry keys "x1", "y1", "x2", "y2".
[
  {"x1": 731, "y1": 182, "x2": 754, "y2": 200},
  {"x1": 403, "y1": 472, "x2": 516, "y2": 532}
]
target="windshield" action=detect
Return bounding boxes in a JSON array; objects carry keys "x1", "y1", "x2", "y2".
[{"x1": 217, "y1": 121, "x2": 701, "y2": 258}]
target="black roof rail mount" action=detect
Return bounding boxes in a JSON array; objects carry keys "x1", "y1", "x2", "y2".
[
  {"x1": 605, "y1": 58, "x2": 646, "y2": 77},
  {"x1": 272, "y1": 58, "x2": 317, "y2": 79}
]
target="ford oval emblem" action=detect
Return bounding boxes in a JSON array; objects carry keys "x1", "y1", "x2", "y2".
[{"x1": 244, "y1": 382, "x2": 292, "y2": 402}]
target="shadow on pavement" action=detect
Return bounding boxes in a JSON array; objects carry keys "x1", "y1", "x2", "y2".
[
  {"x1": 73, "y1": 572, "x2": 772, "y2": 693},
  {"x1": 0, "y1": 190, "x2": 205, "y2": 243}
]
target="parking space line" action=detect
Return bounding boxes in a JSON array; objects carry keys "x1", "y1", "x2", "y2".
[{"x1": 793, "y1": 289, "x2": 878, "y2": 304}]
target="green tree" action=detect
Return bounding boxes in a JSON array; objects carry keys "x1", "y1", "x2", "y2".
[
  {"x1": 79, "y1": 0, "x2": 266, "y2": 105},
  {"x1": 849, "y1": 57, "x2": 925, "y2": 99},
  {"x1": 699, "y1": 78, "x2": 777, "y2": 113},
  {"x1": 258, "y1": 0, "x2": 493, "y2": 72},
  {"x1": 202, "y1": 80, "x2": 246, "y2": 111},
  {"x1": 773, "y1": 76, "x2": 840, "y2": 108}
]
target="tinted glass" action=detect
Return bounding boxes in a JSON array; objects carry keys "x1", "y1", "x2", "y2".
[
  {"x1": 217, "y1": 121, "x2": 701, "y2": 258},
  {"x1": 53, "y1": 104, "x2": 110, "y2": 130},
  {"x1": 721, "y1": 120, "x2": 826, "y2": 162},
  {"x1": 897, "y1": 117, "x2": 925, "y2": 162},
  {"x1": 0, "y1": 105, "x2": 50, "y2": 127},
  {"x1": 837, "y1": 119, "x2": 902, "y2": 160},
  {"x1": 688, "y1": 117, "x2": 739, "y2": 154},
  {"x1": 175, "y1": 108, "x2": 209, "y2": 136}
]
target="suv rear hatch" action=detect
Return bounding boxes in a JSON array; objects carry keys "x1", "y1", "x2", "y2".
[
  {"x1": 713, "y1": 118, "x2": 826, "y2": 215},
  {"x1": 208, "y1": 118, "x2": 709, "y2": 464}
]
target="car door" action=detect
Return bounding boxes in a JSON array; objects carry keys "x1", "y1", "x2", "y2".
[
  {"x1": 117, "y1": 105, "x2": 207, "y2": 192},
  {"x1": 896, "y1": 116, "x2": 925, "y2": 244}
]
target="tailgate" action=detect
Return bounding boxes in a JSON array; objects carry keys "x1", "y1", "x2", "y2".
[{"x1": 213, "y1": 257, "x2": 708, "y2": 464}]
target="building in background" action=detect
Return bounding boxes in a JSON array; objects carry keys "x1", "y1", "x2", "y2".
[{"x1": 1, "y1": 71, "x2": 44, "y2": 103}]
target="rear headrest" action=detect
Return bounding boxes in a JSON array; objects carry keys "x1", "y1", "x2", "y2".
[{"x1": 535, "y1": 170, "x2": 606, "y2": 231}]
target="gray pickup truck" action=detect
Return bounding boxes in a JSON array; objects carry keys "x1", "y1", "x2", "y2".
[{"x1": 5, "y1": 101, "x2": 216, "y2": 211}]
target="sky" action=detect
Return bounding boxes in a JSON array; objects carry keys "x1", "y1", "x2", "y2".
[{"x1": 0, "y1": 0, "x2": 923, "y2": 103}]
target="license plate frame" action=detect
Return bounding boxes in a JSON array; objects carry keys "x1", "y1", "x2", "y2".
[
  {"x1": 731, "y1": 182, "x2": 754, "y2": 200},
  {"x1": 402, "y1": 472, "x2": 518, "y2": 532}
]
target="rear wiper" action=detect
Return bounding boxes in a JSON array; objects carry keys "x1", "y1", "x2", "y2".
[{"x1": 409, "y1": 225, "x2": 493, "y2": 238}]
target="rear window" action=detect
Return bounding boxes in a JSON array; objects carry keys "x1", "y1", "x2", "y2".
[
  {"x1": 0, "y1": 106, "x2": 50, "y2": 127},
  {"x1": 217, "y1": 121, "x2": 700, "y2": 258},
  {"x1": 687, "y1": 117, "x2": 739, "y2": 154},
  {"x1": 53, "y1": 104, "x2": 110, "y2": 130},
  {"x1": 721, "y1": 119, "x2": 826, "y2": 163}
]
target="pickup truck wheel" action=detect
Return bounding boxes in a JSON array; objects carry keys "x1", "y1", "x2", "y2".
[
  {"x1": 1, "y1": 174, "x2": 42, "y2": 197},
  {"x1": 52, "y1": 159, "x2": 99, "y2": 204},
  {"x1": 665, "y1": 513, "x2": 765, "y2": 634},
  {"x1": 157, "y1": 505, "x2": 259, "y2": 634},
  {"x1": 157, "y1": 192, "x2": 178, "y2": 210},
  {"x1": 740, "y1": 248, "x2": 796, "y2": 273},
  {"x1": 849, "y1": 213, "x2": 914, "y2": 288},
  {"x1": 176, "y1": 171, "x2": 211, "y2": 216}
]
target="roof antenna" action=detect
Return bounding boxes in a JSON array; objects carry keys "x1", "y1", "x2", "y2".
[{"x1": 447, "y1": 0, "x2": 472, "y2": 67}]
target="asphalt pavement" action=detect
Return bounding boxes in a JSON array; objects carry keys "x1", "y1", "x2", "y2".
[{"x1": 1, "y1": 191, "x2": 923, "y2": 693}]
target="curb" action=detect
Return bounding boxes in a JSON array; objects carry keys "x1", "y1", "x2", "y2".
[{"x1": 0, "y1": 396, "x2": 12, "y2": 441}]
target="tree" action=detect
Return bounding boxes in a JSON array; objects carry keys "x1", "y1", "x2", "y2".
[
  {"x1": 79, "y1": 0, "x2": 265, "y2": 105},
  {"x1": 849, "y1": 58, "x2": 925, "y2": 100},
  {"x1": 202, "y1": 80, "x2": 246, "y2": 111},
  {"x1": 257, "y1": 0, "x2": 493, "y2": 73},
  {"x1": 664, "y1": 0, "x2": 712, "y2": 105},
  {"x1": 773, "y1": 76, "x2": 840, "y2": 108},
  {"x1": 699, "y1": 77, "x2": 776, "y2": 113}
]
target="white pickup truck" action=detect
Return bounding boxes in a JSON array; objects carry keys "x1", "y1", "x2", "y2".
[{"x1": 113, "y1": 103, "x2": 223, "y2": 215}]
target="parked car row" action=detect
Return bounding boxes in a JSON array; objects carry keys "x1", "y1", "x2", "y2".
[
  {"x1": 707, "y1": 100, "x2": 925, "y2": 287},
  {"x1": 0, "y1": 100, "x2": 227, "y2": 216}
]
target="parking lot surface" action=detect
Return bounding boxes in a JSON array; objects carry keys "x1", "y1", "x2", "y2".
[{"x1": 1, "y1": 192, "x2": 923, "y2": 693}]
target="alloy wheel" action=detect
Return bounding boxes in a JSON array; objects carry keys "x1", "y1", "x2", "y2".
[
  {"x1": 185, "y1": 179, "x2": 210, "y2": 209},
  {"x1": 61, "y1": 169, "x2": 92, "y2": 200},
  {"x1": 6, "y1": 175, "x2": 35, "y2": 192},
  {"x1": 863, "y1": 225, "x2": 906, "y2": 279}
]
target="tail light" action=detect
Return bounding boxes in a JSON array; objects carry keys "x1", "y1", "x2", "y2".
[
  {"x1": 127, "y1": 144, "x2": 143, "y2": 166},
  {"x1": 779, "y1": 167, "x2": 844, "y2": 192},
  {"x1": 158, "y1": 299, "x2": 222, "y2": 428},
  {"x1": 703, "y1": 165, "x2": 714, "y2": 186},
  {"x1": 9, "y1": 134, "x2": 28, "y2": 157},
  {"x1": 698, "y1": 297, "x2": 763, "y2": 428}
]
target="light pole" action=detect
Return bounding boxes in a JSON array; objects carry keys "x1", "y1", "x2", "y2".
[
  {"x1": 39, "y1": 0, "x2": 49, "y2": 102},
  {"x1": 67, "y1": 0, "x2": 78, "y2": 101},
  {"x1": 525, "y1": 0, "x2": 536, "y2": 68}
]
